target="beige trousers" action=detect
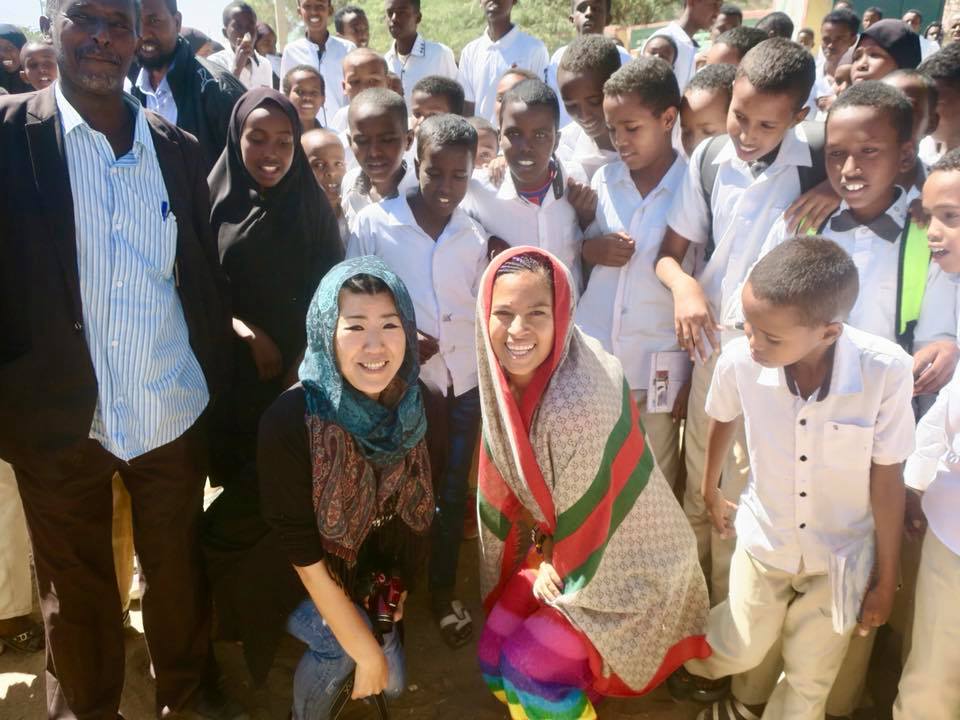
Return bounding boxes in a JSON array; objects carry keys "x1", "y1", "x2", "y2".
[
  {"x1": 893, "y1": 530, "x2": 960, "y2": 720},
  {"x1": 0, "y1": 460, "x2": 33, "y2": 620},
  {"x1": 112, "y1": 473, "x2": 135, "y2": 611},
  {"x1": 636, "y1": 393, "x2": 682, "y2": 494},
  {"x1": 686, "y1": 546, "x2": 854, "y2": 720},
  {"x1": 684, "y1": 353, "x2": 751, "y2": 603}
]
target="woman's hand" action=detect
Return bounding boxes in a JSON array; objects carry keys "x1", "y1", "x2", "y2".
[
  {"x1": 533, "y1": 562, "x2": 564, "y2": 603},
  {"x1": 393, "y1": 591, "x2": 408, "y2": 623},
  {"x1": 233, "y1": 318, "x2": 283, "y2": 380},
  {"x1": 353, "y1": 642, "x2": 389, "y2": 699}
]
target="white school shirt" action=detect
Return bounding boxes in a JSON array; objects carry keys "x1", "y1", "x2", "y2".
[
  {"x1": 346, "y1": 194, "x2": 487, "y2": 396},
  {"x1": 134, "y1": 66, "x2": 177, "y2": 125},
  {"x1": 461, "y1": 158, "x2": 588, "y2": 289},
  {"x1": 757, "y1": 191, "x2": 958, "y2": 349},
  {"x1": 667, "y1": 124, "x2": 814, "y2": 330},
  {"x1": 340, "y1": 162, "x2": 420, "y2": 233},
  {"x1": 547, "y1": 43, "x2": 633, "y2": 129},
  {"x1": 279, "y1": 35, "x2": 356, "y2": 121},
  {"x1": 576, "y1": 156, "x2": 687, "y2": 390},
  {"x1": 456, "y1": 26, "x2": 549, "y2": 124},
  {"x1": 920, "y1": 35, "x2": 939, "y2": 60},
  {"x1": 556, "y1": 122, "x2": 620, "y2": 182},
  {"x1": 207, "y1": 48, "x2": 275, "y2": 89},
  {"x1": 904, "y1": 371, "x2": 960, "y2": 555},
  {"x1": 643, "y1": 22, "x2": 698, "y2": 91},
  {"x1": 707, "y1": 327, "x2": 916, "y2": 575},
  {"x1": 384, "y1": 34, "x2": 458, "y2": 103}
]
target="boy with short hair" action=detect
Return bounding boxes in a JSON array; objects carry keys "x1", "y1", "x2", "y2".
[
  {"x1": 347, "y1": 114, "x2": 488, "y2": 650},
  {"x1": 280, "y1": 0, "x2": 356, "y2": 122},
  {"x1": 642, "y1": 0, "x2": 723, "y2": 91},
  {"x1": 462, "y1": 78, "x2": 597, "y2": 289},
  {"x1": 468, "y1": 116, "x2": 499, "y2": 168},
  {"x1": 862, "y1": 6, "x2": 882, "y2": 28},
  {"x1": 711, "y1": 3, "x2": 743, "y2": 40},
  {"x1": 755, "y1": 10, "x2": 793, "y2": 39},
  {"x1": 329, "y1": 48, "x2": 388, "y2": 132},
  {"x1": 576, "y1": 55, "x2": 689, "y2": 490},
  {"x1": 556, "y1": 34, "x2": 624, "y2": 180},
  {"x1": 797, "y1": 27, "x2": 815, "y2": 51},
  {"x1": 675, "y1": 237, "x2": 915, "y2": 719},
  {"x1": 656, "y1": 38, "x2": 819, "y2": 599},
  {"x1": 208, "y1": 2, "x2": 275, "y2": 89},
  {"x1": 302, "y1": 127, "x2": 349, "y2": 241},
  {"x1": 410, "y1": 75, "x2": 465, "y2": 132},
  {"x1": 333, "y1": 5, "x2": 369, "y2": 47},
  {"x1": 456, "y1": 0, "x2": 549, "y2": 123},
  {"x1": 814, "y1": 8, "x2": 860, "y2": 109},
  {"x1": 18, "y1": 41, "x2": 57, "y2": 91},
  {"x1": 703, "y1": 26, "x2": 768, "y2": 67},
  {"x1": 384, "y1": 0, "x2": 458, "y2": 103},
  {"x1": 342, "y1": 87, "x2": 418, "y2": 231},
  {"x1": 917, "y1": 43, "x2": 960, "y2": 164},
  {"x1": 679, "y1": 62, "x2": 736, "y2": 157},
  {"x1": 283, "y1": 64, "x2": 326, "y2": 130}
]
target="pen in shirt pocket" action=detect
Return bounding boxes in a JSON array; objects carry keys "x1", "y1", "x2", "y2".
[{"x1": 161, "y1": 201, "x2": 169, "y2": 221}]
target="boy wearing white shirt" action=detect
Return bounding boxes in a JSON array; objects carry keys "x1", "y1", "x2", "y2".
[
  {"x1": 327, "y1": 48, "x2": 388, "y2": 133},
  {"x1": 462, "y1": 79, "x2": 597, "y2": 289},
  {"x1": 672, "y1": 238, "x2": 914, "y2": 720},
  {"x1": 279, "y1": 0, "x2": 356, "y2": 123},
  {"x1": 208, "y1": 2, "x2": 275, "y2": 89},
  {"x1": 347, "y1": 114, "x2": 488, "y2": 651},
  {"x1": 384, "y1": 0, "x2": 458, "y2": 103},
  {"x1": 577, "y1": 56, "x2": 688, "y2": 490},
  {"x1": 642, "y1": 0, "x2": 722, "y2": 91},
  {"x1": 456, "y1": 0, "x2": 549, "y2": 123}
]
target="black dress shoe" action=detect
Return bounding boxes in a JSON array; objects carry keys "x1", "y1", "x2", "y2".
[{"x1": 173, "y1": 685, "x2": 250, "y2": 720}]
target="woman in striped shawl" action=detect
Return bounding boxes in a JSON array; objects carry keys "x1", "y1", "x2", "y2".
[{"x1": 476, "y1": 247, "x2": 711, "y2": 719}]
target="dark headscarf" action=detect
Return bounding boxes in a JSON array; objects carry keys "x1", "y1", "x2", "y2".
[
  {"x1": 857, "y1": 19, "x2": 922, "y2": 70},
  {"x1": 180, "y1": 26, "x2": 212, "y2": 56},
  {"x1": 0, "y1": 24, "x2": 31, "y2": 94},
  {"x1": 0, "y1": 25, "x2": 27, "y2": 51},
  {"x1": 209, "y1": 88, "x2": 343, "y2": 368}
]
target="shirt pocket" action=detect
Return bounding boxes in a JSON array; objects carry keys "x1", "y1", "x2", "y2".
[
  {"x1": 136, "y1": 198, "x2": 178, "y2": 280},
  {"x1": 822, "y1": 422, "x2": 874, "y2": 470}
]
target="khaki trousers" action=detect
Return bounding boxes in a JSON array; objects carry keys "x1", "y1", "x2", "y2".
[
  {"x1": 636, "y1": 393, "x2": 682, "y2": 494},
  {"x1": 686, "y1": 546, "x2": 854, "y2": 720},
  {"x1": 0, "y1": 460, "x2": 32, "y2": 620},
  {"x1": 893, "y1": 530, "x2": 960, "y2": 720},
  {"x1": 684, "y1": 353, "x2": 751, "y2": 603}
]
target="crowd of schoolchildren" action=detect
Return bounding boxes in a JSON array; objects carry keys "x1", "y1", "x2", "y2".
[{"x1": 3, "y1": 0, "x2": 960, "y2": 718}]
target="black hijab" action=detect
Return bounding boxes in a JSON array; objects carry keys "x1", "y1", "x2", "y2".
[
  {"x1": 209, "y1": 88, "x2": 343, "y2": 366},
  {"x1": 857, "y1": 19, "x2": 922, "y2": 70},
  {"x1": 0, "y1": 24, "x2": 31, "y2": 94}
]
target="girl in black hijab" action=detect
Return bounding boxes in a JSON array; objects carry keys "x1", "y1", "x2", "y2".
[{"x1": 0, "y1": 25, "x2": 31, "y2": 94}]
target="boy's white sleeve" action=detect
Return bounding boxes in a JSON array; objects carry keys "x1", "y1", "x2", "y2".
[
  {"x1": 344, "y1": 214, "x2": 372, "y2": 259},
  {"x1": 666, "y1": 140, "x2": 711, "y2": 244},
  {"x1": 456, "y1": 45, "x2": 476, "y2": 103},
  {"x1": 531, "y1": 42, "x2": 550, "y2": 81},
  {"x1": 904, "y1": 382, "x2": 951, "y2": 492},
  {"x1": 704, "y1": 345, "x2": 743, "y2": 423},
  {"x1": 438, "y1": 44, "x2": 458, "y2": 80},
  {"x1": 871, "y1": 352, "x2": 917, "y2": 466},
  {"x1": 720, "y1": 215, "x2": 791, "y2": 327},
  {"x1": 914, "y1": 264, "x2": 959, "y2": 348}
]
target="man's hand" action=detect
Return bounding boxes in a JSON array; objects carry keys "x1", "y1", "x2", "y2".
[
  {"x1": 417, "y1": 331, "x2": 440, "y2": 364},
  {"x1": 705, "y1": 488, "x2": 737, "y2": 539},
  {"x1": 783, "y1": 178, "x2": 841, "y2": 235},
  {"x1": 233, "y1": 32, "x2": 255, "y2": 77},
  {"x1": 903, "y1": 488, "x2": 926, "y2": 542},
  {"x1": 672, "y1": 276, "x2": 719, "y2": 363},
  {"x1": 567, "y1": 177, "x2": 597, "y2": 230},
  {"x1": 857, "y1": 584, "x2": 895, "y2": 637},
  {"x1": 533, "y1": 562, "x2": 564, "y2": 603},
  {"x1": 913, "y1": 340, "x2": 959, "y2": 396},
  {"x1": 581, "y1": 232, "x2": 635, "y2": 267}
]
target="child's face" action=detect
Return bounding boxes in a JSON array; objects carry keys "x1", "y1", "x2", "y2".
[
  {"x1": 349, "y1": 106, "x2": 412, "y2": 186},
  {"x1": 711, "y1": 12, "x2": 740, "y2": 40},
  {"x1": 569, "y1": 0, "x2": 610, "y2": 35},
  {"x1": 340, "y1": 11, "x2": 370, "y2": 47},
  {"x1": 482, "y1": 0, "x2": 515, "y2": 26},
  {"x1": 0, "y1": 39, "x2": 21, "y2": 74},
  {"x1": 557, "y1": 66, "x2": 606, "y2": 139},
  {"x1": 643, "y1": 37, "x2": 677, "y2": 66},
  {"x1": 797, "y1": 31, "x2": 815, "y2": 50},
  {"x1": 299, "y1": 0, "x2": 331, "y2": 36},
  {"x1": 410, "y1": 90, "x2": 452, "y2": 132},
  {"x1": 287, "y1": 71, "x2": 325, "y2": 125},
  {"x1": 240, "y1": 105, "x2": 296, "y2": 189},
  {"x1": 825, "y1": 105, "x2": 914, "y2": 221},
  {"x1": 302, "y1": 131, "x2": 346, "y2": 204},
  {"x1": 416, "y1": 143, "x2": 473, "y2": 219},
  {"x1": 820, "y1": 21, "x2": 856, "y2": 62},
  {"x1": 386, "y1": 0, "x2": 421, "y2": 41},
  {"x1": 883, "y1": 75, "x2": 935, "y2": 143},
  {"x1": 851, "y1": 38, "x2": 898, "y2": 84},
  {"x1": 727, "y1": 77, "x2": 807, "y2": 163},
  {"x1": 342, "y1": 56, "x2": 387, "y2": 100},
  {"x1": 224, "y1": 8, "x2": 258, "y2": 52},
  {"x1": 603, "y1": 91, "x2": 675, "y2": 171},
  {"x1": 499, "y1": 100, "x2": 559, "y2": 187},
  {"x1": 924, "y1": 169, "x2": 960, "y2": 273},
  {"x1": 742, "y1": 281, "x2": 838, "y2": 368},
  {"x1": 20, "y1": 46, "x2": 58, "y2": 90},
  {"x1": 933, "y1": 79, "x2": 960, "y2": 149},
  {"x1": 255, "y1": 28, "x2": 277, "y2": 56},
  {"x1": 834, "y1": 64, "x2": 852, "y2": 92},
  {"x1": 703, "y1": 41, "x2": 738, "y2": 66},
  {"x1": 494, "y1": 72, "x2": 526, "y2": 126},
  {"x1": 475, "y1": 129, "x2": 499, "y2": 167},
  {"x1": 680, "y1": 87, "x2": 729, "y2": 156},
  {"x1": 862, "y1": 10, "x2": 880, "y2": 28}
]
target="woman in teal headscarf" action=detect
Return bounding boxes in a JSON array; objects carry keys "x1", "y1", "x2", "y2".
[{"x1": 258, "y1": 256, "x2": 434, "y2": 719}]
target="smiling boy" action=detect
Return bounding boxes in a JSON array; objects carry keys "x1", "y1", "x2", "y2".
[
  {"x1": 19, "y1": 42, "x2": 57, "y2": 91},
  {"x1": 284, "y1": 64, "x2": 325, "y2": 129},
  {"x1": 383, "y1": 0, "x2": 458, "y2": 102}
]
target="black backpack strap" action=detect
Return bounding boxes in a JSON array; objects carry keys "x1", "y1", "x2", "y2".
[
  {"x1": 796, "y1": 120, "x2": 826, "y2": 194},
  {"x1": 698, "y1": 134, "x2": 731, "y2": 262}
]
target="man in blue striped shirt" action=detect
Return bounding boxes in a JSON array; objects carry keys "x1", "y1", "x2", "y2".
[{"x1": 0, "y1": 0, "x2": 237, "y2": 717}]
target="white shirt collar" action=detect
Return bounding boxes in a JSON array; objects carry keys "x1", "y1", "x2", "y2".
[
  {"x1": 714, "y1": 123, "x2": 814, "y2": 172},
  {"x1": 605, "y1": 153, "x2": 686, "y2": 199},
  {"x1": 495, "y1": 159, "x2": 566, "y2": 202},
  {"x1": 755, "y1": 328, "x2": 863, "y2": 398},
  {"x1": 134, "y1": 64, "x2": 173, "y2": 97},
  {"x1": 384, "y1": 189, "x2": 473, "y2": 235},
  {"x1": 834, "y1": 187, "x2": 909, "y2": 229},
  {"x1": 55, "y1": 81, "x2": 155, "y2": 158},
  {"x1": 484, "y1": 25, "x2": 520, "y2": 48},
  {"x1": 389, "y1": 33, "x2": 426, "y2": 59}
]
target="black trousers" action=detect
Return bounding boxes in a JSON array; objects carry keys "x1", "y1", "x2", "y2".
[{"x1": 13, "y1": 423, "x2": 214, "y2": 720}]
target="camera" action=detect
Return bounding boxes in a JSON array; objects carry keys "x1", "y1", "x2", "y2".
[{"x1": 366, "y1": 572, "x2": 404, "y2": 636}]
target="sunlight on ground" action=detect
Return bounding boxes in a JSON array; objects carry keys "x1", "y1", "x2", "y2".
[{"x1": 0, "y1": 672, "x2": 37, "y2": 700}]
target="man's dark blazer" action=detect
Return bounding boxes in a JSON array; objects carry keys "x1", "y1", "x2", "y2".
[{"x1": 0, "y1": 85, "x2": 232, "y2": 478}]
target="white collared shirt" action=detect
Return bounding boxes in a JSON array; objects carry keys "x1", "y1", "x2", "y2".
[
  {"x1": 384, "y1": 34, "x2": 458, "y2": 103},
  {"x1": 708, "y1": 327, "x2": 916, "y2": 574},
  {"x1": 643, "y1": 22, "x2": 698, "y2": 90},
  {"x1": 456, "y1": 26, "x2": 549, "y2": 123},
  {"x1": 134, "y1": 66, "x2": 177, "y2": 125},
  {"x1": 547, "y1": 42, "x2": 633, "y2": 129},
  {"x1": 757, "y1": 191, "x2": 958, "y2": 348},
  {"x1": 668, "y1": 124, "x2": 814, "y2": 327},
  {"x1": 340, "y1": 162, "x2": 420, "y2": 232},
  {"x1": 207, "y1": 47, "x2": 275, "y2": 89},
  {"x1": 462, "y1": 158, "x2": 588, "y2": 289},
  {"x1": 346, "y1": 193, "x2": 487, "y2": 396},
  {"x1": 556, "y1": 122, "x2": 620, "y2": 181},
  {"x1": 920, "y1": 35, "x2": 939, "y2": 60},
  {"x1": 905, "y1": 370, "x2": 960, "y2": 555},
  {"x1": 279, "y1": 34, "x2": 356, "y2": 120},
  {"x1": 577, "y1": 156, "x2": 687, "y2": 390}
]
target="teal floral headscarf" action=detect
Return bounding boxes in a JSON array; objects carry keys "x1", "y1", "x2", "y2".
[{"x1": 299, "y1": 256, "x2": 426, "y2": 466}]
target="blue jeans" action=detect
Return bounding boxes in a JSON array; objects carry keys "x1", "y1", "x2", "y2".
[{"x1": 286, "y1": 598, "x2": 405, "y2": 720}]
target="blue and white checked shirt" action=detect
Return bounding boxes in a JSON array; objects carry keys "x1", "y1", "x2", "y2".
[{"x1": 56, "y1": 83, "x2": 208, "y2": 461}]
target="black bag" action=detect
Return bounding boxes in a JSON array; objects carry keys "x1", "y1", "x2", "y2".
[{"x1": 330, "y1": 670, "x2": 390, "y2": 720}]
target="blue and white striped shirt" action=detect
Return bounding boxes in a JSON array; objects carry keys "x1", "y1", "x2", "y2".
[{"x1": 56, "y1": 83, "x2": 208, "y2": 461}]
